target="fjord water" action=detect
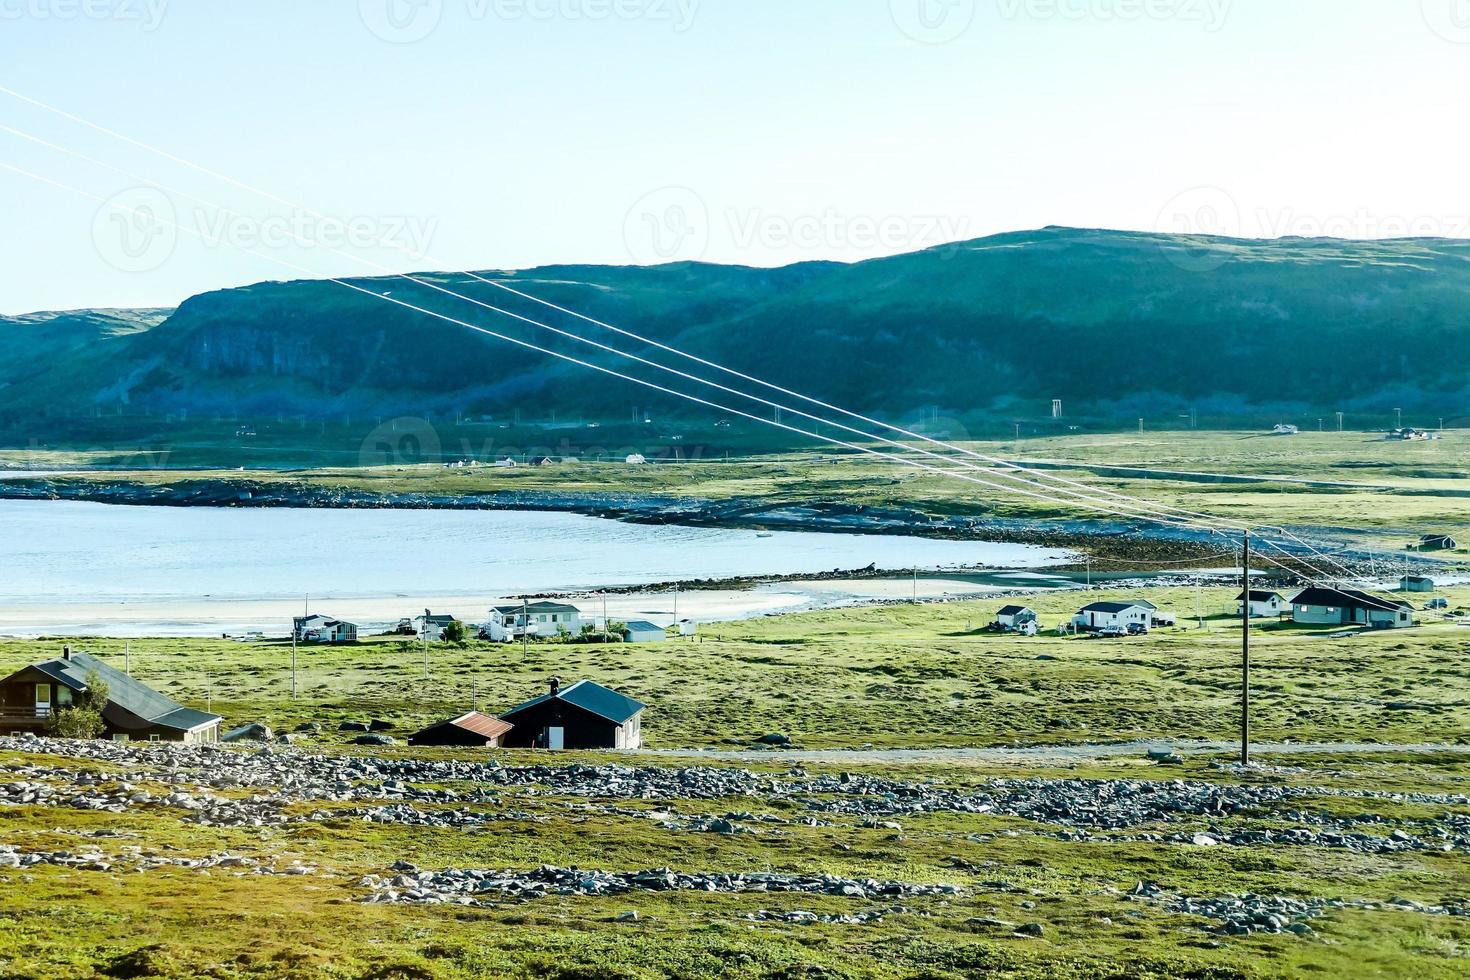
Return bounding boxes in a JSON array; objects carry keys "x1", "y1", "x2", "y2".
[{"x1": 0, "y1": 500, "x2": 1071, "y2": 633}]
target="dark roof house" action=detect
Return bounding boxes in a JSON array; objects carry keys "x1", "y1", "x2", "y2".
[
  {"x1": 1, "y1": 648, "x2": 221, "y2": 743},
  {"x1": 408, "y1": 711, "x2": 514, "y2": 748},
  {"x1": 1290, "y1": 588, "x2": 1415, "y2": 629},
  {"x1": 499, "y1": 678, "x2": 645, "y2": 750}
]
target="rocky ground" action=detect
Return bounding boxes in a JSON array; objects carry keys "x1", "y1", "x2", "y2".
[{"x1": 5, "y1": 734, "x2": 1470, "y2": 953}]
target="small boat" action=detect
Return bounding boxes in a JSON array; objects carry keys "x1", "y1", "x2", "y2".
[{"x1": 755, "y1": 531, "x2": 775, "y2": 539}]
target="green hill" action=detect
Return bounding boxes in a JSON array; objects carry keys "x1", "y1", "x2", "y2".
[{"x1": 3, "y1": 228, "x2": 1467, "y2": 439}]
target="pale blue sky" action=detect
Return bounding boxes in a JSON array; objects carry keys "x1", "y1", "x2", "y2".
[{"x1": 1, "y1": 0, "x2": 1466, "y2": 314}]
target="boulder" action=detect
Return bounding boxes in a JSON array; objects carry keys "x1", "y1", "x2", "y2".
[
  {"x1": 368, "y1": 719, "x2": 396, "y2": 732},
  {"x1": 338, "y1": 721, "x2": 370, "y2": 733},
  {"x1": 756, "y1": 733, "x2": 792, "y2": 747},
  {"x1": 222, "y1": 723, "x2": 272, "y2": 744},
  {"x1": 354, "y1": 734, "x2": 397, "y2": 747}
]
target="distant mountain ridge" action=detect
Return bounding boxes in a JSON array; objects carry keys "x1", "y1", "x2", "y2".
[{"x1": 3, "y1": 227, "x2": 1467, "y2": 431}]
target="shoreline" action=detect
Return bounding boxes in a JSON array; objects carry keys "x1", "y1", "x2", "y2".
[{"x1": 0, "y1": 474, "x2": 1251, "y2": 564}]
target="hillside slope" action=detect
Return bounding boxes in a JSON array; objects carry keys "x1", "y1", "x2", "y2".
[{"x1": 2, "y1": 228, "x2": 1467, "y2": 430}]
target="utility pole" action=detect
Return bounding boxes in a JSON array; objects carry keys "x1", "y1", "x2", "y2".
[
  {"x1": 602, "y1": 593, "x2": 609, "y2": 644},
  {"x1": 471, "y1": 679, "x2": 477, "y2": 712},
  {"x1": 1336, "y1": 412, "x2": 1344, "y2": 432},
  {"x1": 1395, "y1": 407, "x2": 1403, "y2": 430},
  {"x1": 1138, "y1": 418, "x2": 1145, "y2": 434},
  {"x1": 912, "y1": 567, "x2": 918, "y2": 603},
  {"x1": 291, "y1": 632, "x2": 298, "y2": 700},
  {"x1": 522, "y1": 597, "x2": 530, "y2": 659},
  {"x1": 1240, "y1": 531, "x2": 1251, "y2": 766},
  {"x1": 673, "y1": 585, "x2": 679, "y2": 621},
  {"x1": 422, "y1": 621, "x2": 429, "y2": 676},
  {"x1": 124, "y1": 641, "x2": 130, "y2": 676}
]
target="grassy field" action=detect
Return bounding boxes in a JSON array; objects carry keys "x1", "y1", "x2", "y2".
[
  {"x1": 4, "y1": 431, "x2": 1466, "y2": 553},
  {"x1": 3, "y1": 431, "x2": 1469, "y2": 979},
  {"x1": 5, "y1": 586, "x2": 1468, "y2": 750},
  {"x1": 4, "y1": 587, "x2": 1470, "y2": 978}
]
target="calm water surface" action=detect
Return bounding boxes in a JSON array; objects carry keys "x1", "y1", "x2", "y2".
[{"x1": 0, "y1": 499, "x2": 1072, "y2": 604}]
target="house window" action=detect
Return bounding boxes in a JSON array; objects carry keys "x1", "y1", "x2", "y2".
[{"x1": 56, "y1": 688, "x2": 73, "y2": 706}]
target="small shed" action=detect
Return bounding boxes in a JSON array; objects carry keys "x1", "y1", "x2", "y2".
[
  {"x1": 1400, "y1": 575, "x2": 1436, "y2": 593},
  {"x1": 499, "y1": 678, "x2": 645, "y2": 750},
  {"x1": 995, "y1": 605, "x2": 1038, "y2": 629},
  {"x1": 1418, "y1": 534, "x2": 1457, "y2": 552},
  {"x1": 623, "y1": 621, "x2": 669, "y2": 643},
  {"x1": 408, "y1": 712, "x2": 513, "y2": 748}
]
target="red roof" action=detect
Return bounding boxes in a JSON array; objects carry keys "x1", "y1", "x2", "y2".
[{"x1": 447, "y1": 712, "x2": 513, "y2": 739}]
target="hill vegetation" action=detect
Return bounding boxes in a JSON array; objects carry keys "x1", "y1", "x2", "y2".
[{"x1": 3, "y1": 228, "x2": 1468, "y2": 442}]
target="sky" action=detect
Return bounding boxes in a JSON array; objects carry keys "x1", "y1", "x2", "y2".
[{"x1": 1, "y1": 0, "x2": 1467, "y2": 314}]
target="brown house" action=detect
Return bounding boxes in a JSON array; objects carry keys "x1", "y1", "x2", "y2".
[
  {"x1": 499, "y1": 678, "x2": 644, "y2": 750},
  {"x1": 0, "y1": 648, "x2": 222, "y2": 744}
]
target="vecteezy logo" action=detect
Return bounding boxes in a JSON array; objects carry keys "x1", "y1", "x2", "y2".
[
  {"x1": 1422, "y1": 0, "x2": 1470, "y2": 43},
  {"x1": 623, "y1": 187, "x2": 709, "y2": 264},
  {"x1": 358, "y1": 0, "x2": 443, "y2": 43},
  {"x1": 890, "y1": 0, "x2": 976, "y2": 44},
  {"x1": 359, "y1": 417, "x2": 443, "y2": 468},
  {"x1": 92, "y1": 186, "x2": 178, "y2": 274},
  {"x1": 1154, "y1": 186, "x2": 1241, "y2": 273}
]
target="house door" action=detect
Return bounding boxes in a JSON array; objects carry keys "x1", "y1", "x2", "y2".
[
  {"x1": 34, "y1": 684, "x2": 50, "y2": 717},
  {"x1": 547, "y1": 727, "x2": 565, "y2": 750}
]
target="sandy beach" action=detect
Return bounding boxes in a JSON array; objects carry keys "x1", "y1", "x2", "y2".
[{"x1": 0, "y1": 575, "x2": 1067, "y2": 639}]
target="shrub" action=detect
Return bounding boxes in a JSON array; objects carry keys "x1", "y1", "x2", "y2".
[{"x1": 49, "y1": 669, "x2": 109, "y2": 740}]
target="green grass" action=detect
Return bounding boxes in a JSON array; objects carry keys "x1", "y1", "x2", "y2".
[
  {"x1": 7, "y1": 586, "x2": 1467, "y2": 751},
  {"x1": 5, "y1": 585, "x2": 1470, "y2": 977}
]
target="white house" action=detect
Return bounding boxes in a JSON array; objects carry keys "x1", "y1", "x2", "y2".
[
  {"x1": 1237, "y1": 590, "x2": 1288, "y2": 618},
  {"x1": 626, "y1": 454, "x2": 648, "y2": 465},
  {"x1": 1072, "y1": 601, "x2": 1153, "y2": 632},
  {"x1": 488, "y1": 601, "x2": 584, "y2": 641},
  {"x1": 623, "y1": 620, "x2": 669, "y2": 643},
  {"x1": 293, "y1": 615, "x2": 358, "y2": 644},
  {"x1": 415, "y1": 611, "x2": 459, "y2": 642},
  {"x1": 677, "y1": 619, "x2": 698, "y2": 638},
  {"x1": 995, "y1": 605, "x2": 1038, "y2": 630}
]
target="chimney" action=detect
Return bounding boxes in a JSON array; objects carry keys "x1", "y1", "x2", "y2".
[
  {"x1": 549, "y1": 676, "x2": 561, "y2": 696},
  {"x1": 62, "y1": 645, "x2": 72, "y2": 661}
]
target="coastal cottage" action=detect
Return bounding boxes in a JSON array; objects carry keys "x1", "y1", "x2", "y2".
[
  {"x1": 408, "y1": 712, "x2": 513, "y2": 748},
  {"x1": 499, "y1": 678, "x2": 645, "y2": 750},
  {"x1": 1400, "y1": 575, "x2": 1436, "y2": 593},
  {"x1": 995, "y1": 605, "x2": 1038, "y2": 630},
  {"x1": 1416, "y1": 534, "x2": 1458, "y2": 552},
  {"x1": 0, "y1": 647, "x2": 221, "y2": 743},
  {"x1": 415, "y1": 611, "x2": 459, "y2": 642},
  {"x1": 1290, "y1": 588, "x2": 1415, "y2": 629},
  {"x1": 1072, "y1": 602, "x2": 1153, "y2": 632},
  {"x1": 487, "y1": 602, "x2": 584, "y2": 641},
  {"x1": 1236, "y1": 590, "x2": 1288, "y2": 618},
  {"x1": 623, "y1": 621, "x2": 669, "y2": 644},
  {"x1": 292, "y1": 615, "x2": 357, "y2": 644}
]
